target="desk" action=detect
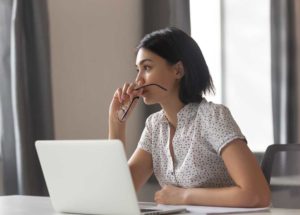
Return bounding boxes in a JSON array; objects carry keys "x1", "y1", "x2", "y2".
[{"x1": 0, "y1": 195, "x2": 299, "y2": 215}]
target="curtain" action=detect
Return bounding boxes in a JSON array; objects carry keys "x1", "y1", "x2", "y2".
[
  {"x1": 0, "y1": 0, "x2": 14, "y2": 193},
  {"x1": 0, "y1": 0, "x2": 54, "y2": 195},
  {"x1": 271, "y1": 0, "x2": 297, "y2": 145},
  {"x1": 271, "y1": 0, "x2": 300, "y2": 175},
  {"x1": 142, "y1": 0, "x2": 190, "y2": 35}
]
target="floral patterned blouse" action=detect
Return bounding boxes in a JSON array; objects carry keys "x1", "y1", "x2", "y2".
[{"x1": 138, "y1": 98, "x2": 246, "y2": 188}]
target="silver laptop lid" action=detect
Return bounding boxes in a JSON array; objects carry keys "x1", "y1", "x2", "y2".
[{"x1": 36, "y1": 139, "x2": 140, "y2": 215}]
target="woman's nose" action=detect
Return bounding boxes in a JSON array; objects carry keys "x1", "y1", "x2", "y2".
[{"x1": 135, "y1": 73, "x2": 145, "y2": 86}]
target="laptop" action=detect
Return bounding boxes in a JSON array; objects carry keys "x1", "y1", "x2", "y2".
[{"x1": 35, "y1": 140, "x2": 187, "y2": 215}]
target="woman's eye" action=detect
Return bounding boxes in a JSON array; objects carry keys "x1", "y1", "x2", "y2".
[{"x1": 144, "y1": 66, "x2": 151, "y2": 71}]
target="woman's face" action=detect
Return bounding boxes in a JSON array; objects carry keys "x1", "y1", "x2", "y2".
[{"x1": 135, "y1": 48, "x2": 181, "y2": 105}]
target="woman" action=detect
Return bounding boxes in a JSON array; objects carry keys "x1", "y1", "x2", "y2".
[{"x1": 108, "y1": 27, "x2": 270, "y2": 207}]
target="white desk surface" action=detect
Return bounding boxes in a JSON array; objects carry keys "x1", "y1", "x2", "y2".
[{"x1": 0, "y1": 195, "x2": 299, "y2": 215}]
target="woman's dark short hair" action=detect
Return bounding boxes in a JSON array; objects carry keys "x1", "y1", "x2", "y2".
[{"x1": 137, "y1": 27, "x2": 214, "y2": 104}]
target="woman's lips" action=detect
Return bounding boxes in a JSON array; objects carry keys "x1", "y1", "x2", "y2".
[
  {"x1": 134, "y1": 83, "x2": 167, "y2": 97},
  {"x1": 141, "y1": 90, "x2": 148, "y2": 96}
]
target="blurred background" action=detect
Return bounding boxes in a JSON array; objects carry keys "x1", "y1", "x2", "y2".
[{"x1": 0, "y1": 0, "x2": 299, "y2": 208}]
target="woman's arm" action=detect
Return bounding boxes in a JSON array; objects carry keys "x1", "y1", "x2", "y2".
[
  {"x1": 155, "y1": 139, "x2": 271, "y2": 207},
  {"x1": 128, "y1": 148, "x2": 153, "y2": 192},
  {"x1": 108, "y1": 83, "x2": 142, "y2": 145},
  {"x1": 109, "y1": 84, "x2": 152, "y2": 191},
  {"x1": 109, "y1": 117, "x2": 126, "y2": 144}
]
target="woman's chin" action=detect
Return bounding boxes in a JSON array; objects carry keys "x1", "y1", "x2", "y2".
[{"x1": 142, "y1": 97, "x2": 156, "y2": 105}]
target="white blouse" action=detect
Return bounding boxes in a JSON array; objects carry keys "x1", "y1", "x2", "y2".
[{"x1": 138, "y1": 98, "x2": 246, "y2": 188}]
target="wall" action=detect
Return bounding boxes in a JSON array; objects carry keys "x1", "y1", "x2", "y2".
[
  {"x1": 48, "y1": 0, "x2": 144, "y2": 156},
  {"x1": 47, "y1": 0, "x2": 158, "y2": 201},
  {"x1": 0, "y1": 0, "x2": 148, "y2": 197}
]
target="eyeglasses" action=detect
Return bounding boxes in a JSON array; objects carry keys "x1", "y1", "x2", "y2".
[{"x1": 117, "y1": 84, "x2": 167, "y2": 121}]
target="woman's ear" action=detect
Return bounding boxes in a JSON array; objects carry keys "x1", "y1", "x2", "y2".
[{"x1": 174, "y1": 61, "x2": 185, "y2": 79}]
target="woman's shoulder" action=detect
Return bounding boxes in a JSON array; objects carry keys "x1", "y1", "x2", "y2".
[
  {"x1": 198, "y1": 98, "x2": 231, "y2": 118},
  {"x1": 145, "y1": 109, "x2": 166, "y2": 125}
]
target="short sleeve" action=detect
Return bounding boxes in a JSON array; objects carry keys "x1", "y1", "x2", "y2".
[
  {"x1": 205, "y1": 105, "x2": 246, "y2": 155},
  {"x1": 137, "y1": 116, "x2": 153, "y2": 154}
]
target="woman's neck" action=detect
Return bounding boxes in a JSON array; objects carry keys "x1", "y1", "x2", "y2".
[{"x1": 160, "y1": 98, "x2": 185, "y2": 128}]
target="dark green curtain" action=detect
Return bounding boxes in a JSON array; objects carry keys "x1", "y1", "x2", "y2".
[{"x1": 0, "y1": 0, "x2": 53, "y2": 195}]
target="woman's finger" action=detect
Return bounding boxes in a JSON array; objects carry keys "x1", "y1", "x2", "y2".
[
  {"x1": 127, "y1": 82, "x2": 139, "y2": 100},
  {"x1": 119, "y1": 96, "x2": 139, "y2": 121},
  {"x1": 115, "y1": 88, "x2": 122, "y2": 103},
  {"x1": 121, "y1": 83, "x2": 130, "y2": 102}
]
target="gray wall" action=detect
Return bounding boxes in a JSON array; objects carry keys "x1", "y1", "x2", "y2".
[
  {"x1": 48, "y1": 0, "x2": 155, "y2": 200},
  {"x1": 0, "y1": 0, "x2": 144, "y2": 195},
  {"x1": 48, "y1": 0, "x2": 144, "y2": 156}
]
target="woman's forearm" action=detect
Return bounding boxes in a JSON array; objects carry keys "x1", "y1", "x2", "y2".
[
  {"x1": 183, "y1": 186, "x2": 270, "y2": 208},
  {"x1": 108, "y1": 120, "x2": 126, "y2": 144}
]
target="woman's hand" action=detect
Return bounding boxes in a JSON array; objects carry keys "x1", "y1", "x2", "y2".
[
  {"x1": 154, "y1": 185, "x2": 187, "y2": 205},
  {"x1": 108, "y1": 82, "x2": 143, "y2": 141},
  {"x1": 109, "y1": 82, "x2": 143, "y2": 124}
]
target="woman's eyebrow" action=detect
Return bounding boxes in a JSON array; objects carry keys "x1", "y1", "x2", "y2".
[{"x1": 136, "y1": 59, "x2": 153, "y2": 66}]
